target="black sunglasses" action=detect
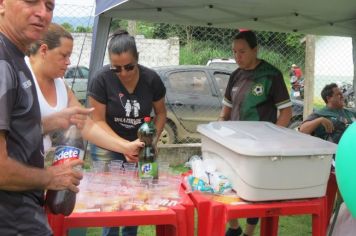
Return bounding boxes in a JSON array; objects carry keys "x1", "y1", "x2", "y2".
[{"x1": 110, "y1": 63, "x2": 136, "y2": 73}]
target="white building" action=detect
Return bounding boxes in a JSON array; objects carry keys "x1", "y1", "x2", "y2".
[{"x1": 70, "y1": 33, "x2": 179, "y2": 69}]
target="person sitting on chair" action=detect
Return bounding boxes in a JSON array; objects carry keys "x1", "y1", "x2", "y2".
[{"x1": 299, "y1": 83, "x2": 355, "y2": 144}]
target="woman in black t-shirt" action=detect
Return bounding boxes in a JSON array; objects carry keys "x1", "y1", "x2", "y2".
[{"x1": 88, "y1": 29, "x2": 167, "y2": 236}]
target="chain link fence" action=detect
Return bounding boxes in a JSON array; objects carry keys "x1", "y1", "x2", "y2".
[{"x1": 53, "y1": 4, "x2": 354, "y2": 144}]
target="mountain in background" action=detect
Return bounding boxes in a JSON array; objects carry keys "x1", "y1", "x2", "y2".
[{"x1": 53, "y1": 16, "x2": 95, "y2": 29}]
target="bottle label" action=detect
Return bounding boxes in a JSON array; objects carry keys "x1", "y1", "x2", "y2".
[
  {"x1": 53, "y1": 145, "x2": 84, "y2": 166},
  {"x1": 138, "y1": 162, "x2": 158, "y2": 179}
]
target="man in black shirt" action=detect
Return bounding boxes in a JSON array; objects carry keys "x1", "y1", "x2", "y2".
[{"x1": 0, "y1": 1, "x2": 91, "y2": 235}]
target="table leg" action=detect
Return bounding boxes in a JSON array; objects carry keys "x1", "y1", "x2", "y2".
[
  {"x1": 193, "y1": 199, "x2": 212, "y2": 236},
  {"x1": 184, "y1": 203, "x2": 195, "y2": 236},
  {"x1": 209, "y1": 203, "x2": 226, "y2": 236},
  {"x1": 47, "y1": 214, "x2": 65, "y2": 236},
  {"x1": 325, "y1": 173, "x2": 337, "y2": 224},
  {"x1": 260, "y1": 216, "x2": 279, "y2": 236},
  {"x1": 312, "y1": 197, "x2": 327, "y2": 236},
  {"x1": 156, "y1": 225, "x2": 176, "y2": 236}
]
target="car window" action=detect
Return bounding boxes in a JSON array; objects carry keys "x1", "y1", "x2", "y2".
[
  {"x1": 208, "y1": 62, "x2": 238, "y2": 71},
  {"x1": 80, "y1": 67, "x2": 90, "y2": 79},
  {"x1": 64, "y1": 68, "x2": 75, "y2": 78},
  {"x1": 64, "y1": 67, "x2": 82, "y2": 78},
  {"x1": 166, "y1": 71, "x2": 211, "y2": 95},
  {"x1": 213, "y1": 72, "x2": 230, "y2": 95}
]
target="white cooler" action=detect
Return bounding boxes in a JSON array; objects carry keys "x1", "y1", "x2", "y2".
[{"x1": 197, "y1": 121, "x2": 337, "y2": 201}]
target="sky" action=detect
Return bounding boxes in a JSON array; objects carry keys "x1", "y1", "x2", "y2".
[
  {"x1": 55, "y1": 0, "x2": 95, "y2": 6},
  {"x1": 54, "y1": 0, "x2": 96, "y2": 17}
]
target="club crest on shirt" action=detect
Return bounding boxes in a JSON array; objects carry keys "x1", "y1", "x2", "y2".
[{"x1": 252, "y1": 84, "x2": 264, "y2": 96}]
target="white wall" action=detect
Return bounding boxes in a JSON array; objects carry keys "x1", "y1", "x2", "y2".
[{"x1": 70, "y1": 33, "x2": 179, "y2": 69}]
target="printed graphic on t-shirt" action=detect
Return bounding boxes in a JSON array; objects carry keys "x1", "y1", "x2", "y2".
[
  {"x1": 118, "y1": 92, "x2": 141, "y2": 118},
  {"x1": 124, "y1": 99, "x2": 140, "y2": 117},
  {"x1": 115, "y1": 92, "x2": 142, "y2": 129}
]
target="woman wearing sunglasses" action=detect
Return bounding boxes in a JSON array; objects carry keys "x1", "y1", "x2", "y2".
[
  {"x1": 26, "y1": 23, "x2": 144, "y2": 163},
  {"x1": 87, "y1": 29, "x2": 167, "y2": 236}
]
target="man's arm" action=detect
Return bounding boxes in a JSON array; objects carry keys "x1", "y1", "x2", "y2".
[
  {"x1": 276, "y1": 106, "x2": 292, "y2": 127},
  {"x1": 219, "y1": 105, "x2": 232, "y2": 121},
  {"x1": 0, "y1": 131, "x2": 83, "y2": 192},
  {"x1": 299, "y1": 117, "x2": 334, "y2": 134}
]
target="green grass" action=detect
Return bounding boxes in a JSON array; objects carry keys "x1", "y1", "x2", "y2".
[
  {"x1": 83, "y1": 226, "x2": 156, "y2": 236},
  {"x1": 227, "y1": 215, "x2": 312, "y2": 236}
]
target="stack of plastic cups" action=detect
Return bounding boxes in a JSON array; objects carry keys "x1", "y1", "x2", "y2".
[
  {"x1": 92, "y1": 160, "x2": 106, "y2": 173},
  {"x1": 108, "y1": 160, "x2": 123, "y2": 184},
  {"x1": 123, "y1": 162, "x2": 138, "y2": 184},
  {"x1": 91, "y1": 160, "x2": 107, "y2": 185},
  {"x1": 158, "y1": 162, "x2": 170, "y2": 180}
]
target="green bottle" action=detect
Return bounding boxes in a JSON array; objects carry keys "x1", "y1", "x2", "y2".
[{"x1": 137, "y1": 116, "x2": 158, "y2": 179}]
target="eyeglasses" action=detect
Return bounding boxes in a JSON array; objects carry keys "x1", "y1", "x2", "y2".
[{"x1": 110, "y1": 63, "x2": 136, "y2": 73}]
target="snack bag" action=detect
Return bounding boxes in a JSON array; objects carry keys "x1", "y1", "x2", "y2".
[
  {"x1": 187, "y1": 175, "x2": 213, "y2": 193},
  {"x1": 209, "y1": 171, "x2": 233, "y2": 194}
]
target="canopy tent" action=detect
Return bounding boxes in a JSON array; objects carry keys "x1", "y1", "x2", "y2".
[
  {"x1": 90, "y1": 0, "x2": 356, "y2": 115},
  {"x1": 90, "y1": 0, "x2": 356, "y2": 74}
]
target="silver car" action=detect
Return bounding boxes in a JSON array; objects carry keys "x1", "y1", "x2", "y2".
[
  {"x1": 154, "y1": 65, "x2": 232, "y2": 144},
  {"x1": 64, "y1": 65, "x2": 89, "y2": 104},
  {"x1": 155, "y1": 65, "x2": 303, "y2": 144}
]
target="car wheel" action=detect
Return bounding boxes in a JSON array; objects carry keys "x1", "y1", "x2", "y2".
[
  {"x1": 158, "y1": 123, "x2": 176, "y2": 145},
  {"x1": 288, "y1": 120, "x2": 302, "y2": 131}
]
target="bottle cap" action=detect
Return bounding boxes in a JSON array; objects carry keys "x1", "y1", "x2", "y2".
[{"x1": 144, "y1": 116, "x2": 151, "y2": 122}]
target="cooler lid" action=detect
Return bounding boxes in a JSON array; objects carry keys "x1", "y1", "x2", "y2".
[{"x1": 197, "y1": 121, "x2": 337, "y2": 156}]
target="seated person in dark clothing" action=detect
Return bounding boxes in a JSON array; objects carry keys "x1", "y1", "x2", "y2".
[{"x1": 299, "y1": 83, "x2": 355, "y2": 144}]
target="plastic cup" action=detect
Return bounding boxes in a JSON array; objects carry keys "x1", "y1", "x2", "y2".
[
  {"x1": 92, "y1": 160, "x2": 106, "y2": 173},
  {"x1": 110, "y1": 160, "x2": 123, "y2": 167},
  {"x1": 123, "y1": 162, "x2": 137, "y2": 179},
  {"x1": 123, "y1": 162, "x2": 136, "y2": 170},
  {"x1": 108, "y1": 163, "x2": 122, "y2": 173},
  {"x1": 139, "y1": 176, "x2": 154, "y2": 186},
  {"x1": 159, "y1": 162, "x2": 170, "y2": 179}
]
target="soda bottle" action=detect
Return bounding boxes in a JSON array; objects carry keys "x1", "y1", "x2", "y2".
[
  {"x1": 137, "y1": 116, "x2": 158, "y2": 179},
  {"x1": 45, "y1": 125, "x2": 84, "y2": 216}
]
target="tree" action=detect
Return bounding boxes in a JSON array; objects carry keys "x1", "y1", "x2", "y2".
[
  {"x1": 75, "y1": 26, "x2": 92, "y2": 33},
  {"x1": 61, "y1": 22, "x2": 74, "y2": 32}
]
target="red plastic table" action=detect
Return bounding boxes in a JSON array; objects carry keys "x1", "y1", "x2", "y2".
[
  {"x1": 48, "y1": 186, "x2": 194, "y2": 236},
  {"x1": 184, "y1": 172, "x2": 337, "y2": 236}
]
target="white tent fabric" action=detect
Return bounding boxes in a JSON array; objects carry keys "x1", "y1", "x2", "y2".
[{"x1": 90, "y1": 0, "x2": 356, "y2": 77}]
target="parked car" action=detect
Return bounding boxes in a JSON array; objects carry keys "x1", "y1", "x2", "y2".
[
  {"x1": 154, "y1": 65, "x2": 303, "y2": 144},
  {"x1": 64, "y1": 65, "x2": 89, "y2": 104},
  {"x1": 206, "y1": 58, "x2": 238, "y2": 71}
]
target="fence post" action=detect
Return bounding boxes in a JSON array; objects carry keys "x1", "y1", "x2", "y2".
[{"x1": 304, "y1": 35, "x2": 316, "y2": 119}]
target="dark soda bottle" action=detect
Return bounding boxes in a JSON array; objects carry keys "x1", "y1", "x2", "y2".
[
  {"x1": 45, "y1": 125, "x2": 84, "y2": 216},
  {"x1": 137, "y1": 117, "x2": 158, "y2": 179}
]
